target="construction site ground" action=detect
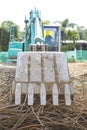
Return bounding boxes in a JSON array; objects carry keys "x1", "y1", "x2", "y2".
[{"x1": 0, "y1": 62, "x2": 87, "y2": 130}]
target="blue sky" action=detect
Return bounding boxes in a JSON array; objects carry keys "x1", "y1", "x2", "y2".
[{"x1": 0, "y1": 0, "x2": 87, "y2": 31}]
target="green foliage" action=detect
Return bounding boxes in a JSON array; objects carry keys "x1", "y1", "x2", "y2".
[
  {"x1": 67, "y1": 30, "x2": 80, "y2": 41},
  {"x1": 61, "y1": 18, "x2": 69, "y2": 28},
  {"x1": 60, "y1": 19, "x2": 80, "y2": 44},
  {"x1": 1, "y1": 20, "x2": 19, "y2": 41},
  {"x1": 0, "y1": 28, "x2": 10, "y2": 51},
  {"x1": 67, "y1": 43, "x2": 75, "y2": 51},
  {"x1": 61, "y1": 43, "x2": 75, "y2": 51},
  {"x1": 61, "y1": 44, "x2": 68, "y2": 52},
  {"x1": 1, "y1": 21, "x2": 12, "y2": 31},
  {"x1": 18, "y1": 31, "x2": 25, "y2": 41},
  {"x1": 0, "y1": 20, "x2": 20, "y2": 51},
  {"x1": 14, "y1": 26, "x2": 19, "y2": 40}
]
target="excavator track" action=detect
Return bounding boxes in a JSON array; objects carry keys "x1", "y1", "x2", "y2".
[{"x1": 13, "y1": 51, "x2": 73, "y2": 106}]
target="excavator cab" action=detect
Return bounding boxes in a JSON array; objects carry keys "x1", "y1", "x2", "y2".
[{"x1": 43, "y1": 25, "x2": 61, "y2": 51}]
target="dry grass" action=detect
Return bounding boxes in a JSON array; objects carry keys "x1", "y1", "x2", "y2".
[
  {"x1": 0, "y1": 94, "x2": 87, "y2": 130},
  {"x1": 0, "y1": 62, "x2": 87, "y2": 130}
]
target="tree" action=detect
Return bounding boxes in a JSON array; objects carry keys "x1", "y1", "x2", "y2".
[
  {"x1": 0, "y1": 20, "x2": 20, "y2": 51},
  {"x1": 60, "y1": 19, "x2": 69, "y2": 41},
  {"x1": 61, "y1": 18, "x2": 69, "y2": 28},
  {"x1": 67, "y1": 30, "x2": 80, "y2": 41},
  {"x1": 83, "y1": 29, "x2": 87, "y2": 40},
  {"x1": 0, "y1": 28, "x2": 10, "y2": 51},
  {"x1": 1, "y1": 20, "x2": 19, "y2": 40}
]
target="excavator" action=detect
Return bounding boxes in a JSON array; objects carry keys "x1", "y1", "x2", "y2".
[
  {"x1": 12, "y1": 8, "x2": 73, "y2": 106},
  {"x1": 8, "y1": 26, "x2": 23, "y2": 61}
]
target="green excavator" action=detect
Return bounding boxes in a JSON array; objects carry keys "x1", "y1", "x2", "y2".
[{"x1": 11, "y1": 8, "x2": 73, "y2": 106}]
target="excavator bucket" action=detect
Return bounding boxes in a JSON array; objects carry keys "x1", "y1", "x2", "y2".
[{"x1": 13, "y1": 51, "x2": 73, "y2": 106}]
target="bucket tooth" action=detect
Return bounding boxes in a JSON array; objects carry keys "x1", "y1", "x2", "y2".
[
  {"x1": 40, "y1": 83, "x2": 46, "y2": 105},
  {"x1": 28, "y1": 83, "x2": 34, "y2": 105},
  {"x1": 65, "y1": 84, "x2": 71, "y2": 106},
  {"x1": 52, "y1": 84, "x2": 59, "y2": 105},
  {"x1": 15, "y1": 83, "x2": 21, "y2": 105}
]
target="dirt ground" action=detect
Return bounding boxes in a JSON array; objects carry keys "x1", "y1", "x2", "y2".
[
  {"x1": 0, "y1": 62, "x2": 87, "y2": 103},
  {"x1": 0, "y1": 62, "x2": 87, "y2": 130},
  {"x1": 68, "y1": 62, "x2": 87, "y2": 108}
]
